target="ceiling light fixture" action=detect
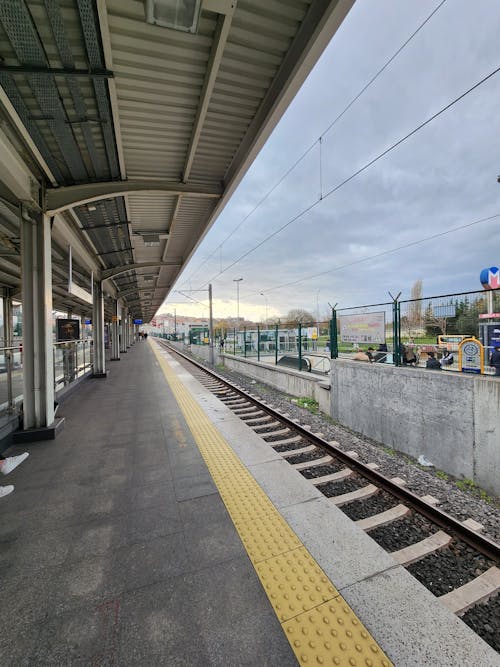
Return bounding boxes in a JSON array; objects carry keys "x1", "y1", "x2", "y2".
[
  {"x1": 143, "y1": 234, "x2": 160, "y2": 247},
  {"x1": 145, "y1": 0, "x2": 201, "y2": 33}
]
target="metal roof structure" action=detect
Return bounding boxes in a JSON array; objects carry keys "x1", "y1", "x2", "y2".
[{"x1": 0, "y1": 0, "x2": 354, "y2": 321}]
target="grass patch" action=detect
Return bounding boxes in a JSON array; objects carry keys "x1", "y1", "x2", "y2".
[
  {"x1": 383, "y1": 447, "x2": 396, "y2": 456},
  {"x1": 455, "y1": 478, "x2": 496, "y2": 505},
  {"x1": 435, "y1": 470, "x2": 449, "y2": 481},
  {"x1": 294, "y1": 397, "x2": 319, "y2": 414}
]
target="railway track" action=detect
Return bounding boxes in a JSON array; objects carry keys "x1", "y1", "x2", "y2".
[{"x1": 157, "y1": 340, "x2": 500, "y2": 652}]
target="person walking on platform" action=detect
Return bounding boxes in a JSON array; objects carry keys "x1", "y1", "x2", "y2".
[
  {"x1": 0, "y1": 452, "x2": 29, "y2": 498},
  {"x1": 489, "y1": 345, "x2": 500, "y2": 376}
]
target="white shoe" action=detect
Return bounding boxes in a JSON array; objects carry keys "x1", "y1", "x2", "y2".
[
  {"x1": 0, "y1": 452, "x2": 29, "y2": 475},
  {"x1": 0, "y1": 485, "x2": 14, "y2": 498}
]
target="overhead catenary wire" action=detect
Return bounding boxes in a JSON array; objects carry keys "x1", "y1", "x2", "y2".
[
  {"x1": 179, "y1": 0, "x2": 448, "y2": 288},
  {"x1": 246, "y1": 211, "x2": 500, "y2": 298},
  {"x1": 199, "y1": 63, "x2": 500, "y2": 289}
]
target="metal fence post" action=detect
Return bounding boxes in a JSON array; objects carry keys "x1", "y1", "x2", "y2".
[
  {"x1": 233, "y1": 327, "x2": 236, "y2": 355},
  {"x1": 298, "y1": 322, "x2": 302, "y2": 369},
  {"x1": 275, "y1": 324, "x2": 278, "y2": 365},
  {"x1": 243, "y1": 327, "x2": 247, "y2": 358},
  {"x1": 330, "y1": 310, "x2": 338, "y2": 359},
  {"x1": 257, "y1": 325, "x2": 260, "y2": 362},
  {"x1": 391, "y1": 293, "x2": 402, "y2": 366}
]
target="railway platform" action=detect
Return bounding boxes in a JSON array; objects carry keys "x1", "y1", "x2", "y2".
[{"x1": 0, "y1": 340, "x2": 497, "y2": 665}]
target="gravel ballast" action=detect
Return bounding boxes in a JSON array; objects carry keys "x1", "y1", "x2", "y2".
[{"x1": 203, "y1": 359, "x2": 500, "y2": 543}]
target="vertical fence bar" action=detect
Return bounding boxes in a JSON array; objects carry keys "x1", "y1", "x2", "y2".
[
  {"x1": 392, "y1": 299, "x2": 401, "y2": 366},
  {"x1": 397, "y1": 301, "x2": 402, "y2": 364},
  {"x1": 298, "y1": 322, "x2": 302, "y2": 369},
  {"x1": 275, "y1": 324, "x2": 279, "y2": 365},
  {"x1": 233, "y1": 327, "x2": 236, "y2": 355},
  {"x1": 243, "y1": 327, "x2": 247, "y2": 358},
  {"x1": 257, "y1": 325, "x2": 260, "y2": 362}
]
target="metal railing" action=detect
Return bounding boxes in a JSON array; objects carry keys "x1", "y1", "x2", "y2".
[
  {"x1": 0, "y1": 345, "x2": 23, "y2": 415},
  {"x1": 53, "y1": 339, "x2": 94, "y2": 390},
  {"x1": 0, "y1": 339, "x2": 95, "y2": 417}
]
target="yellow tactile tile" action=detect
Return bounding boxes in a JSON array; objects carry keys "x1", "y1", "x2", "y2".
[
  {"x1": 236, "y1": 513, "x2": 302, "y2": 564},
  {"x1": 151, "y1": 342, "x2": 393, "y2": 667},
  {"x1": 256, "y1": 547, "x2": 338, "y2": 621},
  {"x1": 283, "y1": 597, "x2": 392, "y2": 667}
]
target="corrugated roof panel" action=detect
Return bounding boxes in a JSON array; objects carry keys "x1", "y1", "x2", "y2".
[{"x1": 166, "y1": 197, "x2": 218, "y2": 259}]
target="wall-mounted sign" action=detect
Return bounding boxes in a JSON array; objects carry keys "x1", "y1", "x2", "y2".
[
  {"x1": 56, "y1": 319, "x2": 80, "y2": 342},
  {"x1": 84, "y1": 319, "x2": 92, "y2": 325},
  {"x1": 480, "y1": 266, "x2": 500, "y2": 290},
  {"x1": 479, "y1": 313, "x2": 500, "y2": 319},
  {"x1": 67, "y1": 246, "x2": 93, "y2": 304},
  {"x1": 339, "y1": 312, "x2": 385, "y2": 344},
  {"x1": 458, "y1": 337, "x2": 484, "y2": 374},
  {"x1": 134, "y1": 319, "x2": 143, "y2": 324}
]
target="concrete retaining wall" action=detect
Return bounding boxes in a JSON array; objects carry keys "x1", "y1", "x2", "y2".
[
  {"x1": 330, "y1": 359, "x2": 500, "y2": 496},
  {"x1": 164, "y1": 340, "x2": 499, "y2": 495},
  {"x1": 169, "y1": 342, "x2": 331, "y2": 415}
]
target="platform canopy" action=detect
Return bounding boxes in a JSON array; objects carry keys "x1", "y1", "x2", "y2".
[{"x1": 0, "y1": 0, "x2": 353, "y2": 321}]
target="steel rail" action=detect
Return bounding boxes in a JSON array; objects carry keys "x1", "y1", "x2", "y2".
[{"x1": 158, "y1": 340, "x2": 500, "y2": 563}]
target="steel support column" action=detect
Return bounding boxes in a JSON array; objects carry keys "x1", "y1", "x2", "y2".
[
  {"x1": 110, "y1": 300, "x2": 120, "y2": 360},
  {"x1": 120, "y1": 310, "x2": 127, "y2": 353},
  {"x1": 3, "y1": 291, "x2": 14, "y2": 410},
  {"x1": 20, "y1": 212, "x2": 55, "y2": 429},
  {"x1": 92, "y1": 282, "x2": 106, "y2": 377}
]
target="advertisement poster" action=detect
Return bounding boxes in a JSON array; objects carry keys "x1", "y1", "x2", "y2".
[
  {"x1": 56, "y1": 319, "x2": 80, "y2": 342},
  {"x1": 339, "y1": 312, "x2": 385, "y2": 344}
]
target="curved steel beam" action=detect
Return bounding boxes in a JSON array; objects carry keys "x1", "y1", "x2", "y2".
[
  {"x1": 102, "y1": 261, "x2": 181, "y2": 281},
  {"x1": 46, "y1": 179, "x2": 222, "y2": 215},
  {"x1": 116, "y1": 286, "x2": 163, "y2": 300}
]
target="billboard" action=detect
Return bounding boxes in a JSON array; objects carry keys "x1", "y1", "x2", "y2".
[
  {"x1": 339, "y1": 312, "x2": 385, "y2": 344},
  {"x1": 56, "y1": 319, "x2": 80, "y2": 342}
]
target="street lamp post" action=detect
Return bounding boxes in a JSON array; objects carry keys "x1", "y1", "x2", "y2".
[{"x1": 233, "y1": 278, "x2": 243, "y2": 327}]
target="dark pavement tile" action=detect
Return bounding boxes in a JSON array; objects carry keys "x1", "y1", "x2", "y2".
[
  {"x1": 131, "y1": 480, "x2": 177, "y2": 511},
  {"x1": 113, "y1": 533, "x2": 189, "y2": 593},
  {"x1": 178, "y1": 492, "x2": 231, "y2": 530},
  {"x1": 173, "y1": 472, "x2": 217, "y2": 502},
  {"x1": 131, "y1": 463, "x2": 173, "y2": 487},
  {"x1": 118, "y1": 557, "x2": 296, "y2": 666}
]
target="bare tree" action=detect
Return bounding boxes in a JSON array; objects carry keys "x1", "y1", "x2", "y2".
[
  {"x1": 424, "y1": 303, "x2": 448, "y2": 336},
  {"x1": 284, "y1": 309, "x2": 315, "y2": 326},
  {"x1": 404, "y1": 279, "x2": 423, "y2": 339}
]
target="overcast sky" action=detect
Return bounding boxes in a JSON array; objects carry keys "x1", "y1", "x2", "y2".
[{"x1": 162, "y1": 0, "x2": 500, "y2": 322}]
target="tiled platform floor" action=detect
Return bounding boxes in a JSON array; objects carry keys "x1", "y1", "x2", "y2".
[{"x1": 0, "y1": 341, "x2": 295, "y2": 666}]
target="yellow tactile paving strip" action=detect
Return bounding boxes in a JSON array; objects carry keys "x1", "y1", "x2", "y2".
[{"x1": 151, "y1": 341, "x2": 393, "y2": 667}]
